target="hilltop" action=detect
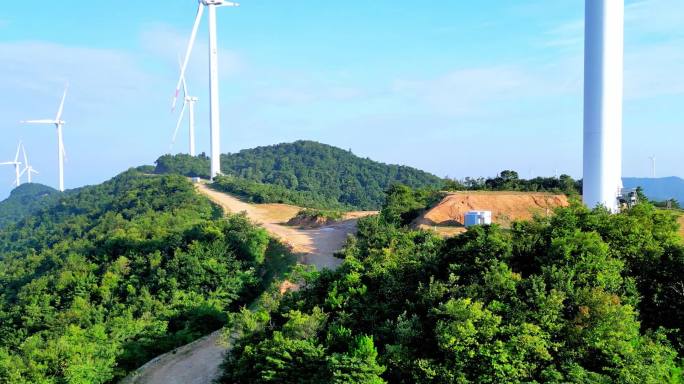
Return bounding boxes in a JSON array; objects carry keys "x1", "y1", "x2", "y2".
[
  {"x1": 0, "y1": 183, "x2": 59, "y2": 228},
  {"x1": 155, "y1": 141, "x2": 444, "y2": 210}
]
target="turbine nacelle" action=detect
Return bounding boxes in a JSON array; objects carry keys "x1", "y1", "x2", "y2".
[{"x1": 201, "y1": 0, "x2": 239, "y2": 7}]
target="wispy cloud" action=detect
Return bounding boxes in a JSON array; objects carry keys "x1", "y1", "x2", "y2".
[
  {"x1": 391, "y1": 66, "x2": 530, "y2": 116},
  {"x1": 0, "y1": 41, "x2": 156, "y2": 106}
]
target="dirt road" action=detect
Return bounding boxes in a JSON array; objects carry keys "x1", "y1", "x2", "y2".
[
  {"x1": 120, "y1": 185, "x2": 376, "y2": 383},
  {"x1": 196, "y1": 184, "x2": 375, "y2": 270}
]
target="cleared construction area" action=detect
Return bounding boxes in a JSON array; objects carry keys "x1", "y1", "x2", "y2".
[{"x1": 414, "y1": 191, "x2": 569, "y2": 235}]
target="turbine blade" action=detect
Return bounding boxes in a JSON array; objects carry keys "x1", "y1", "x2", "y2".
[
  {"x1": 56, "y1": 84, "x2": 69, "y2": 121},
  {"x1": 21, "y1": 119, "x2": 56, "y2": 124},
  {"x1": 21, "y1": 143, "x2": 28, "y2": 169},
  {"x1": 14, "y1": 142, "x2": 21, "y2": 163},
  {"x1": 171, "y1": 101, "x2": 188, "y2": 149},
  {"x1": 173, "y1": 3, "x2": 204, "y2": 111},
  {"x1": 177, "y1": 55, "x2": 190, "y2": 98}
]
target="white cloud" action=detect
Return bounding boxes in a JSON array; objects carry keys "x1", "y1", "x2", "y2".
[
  {"x1": 0, "y1": 41, "x2": 155, "y2": 107},
  {"x1": 390, "y1": 66, "x2": 546, "y2": 117}
]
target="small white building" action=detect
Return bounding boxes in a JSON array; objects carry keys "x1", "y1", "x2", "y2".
[{"x1": 464, "y1": 211, "x2": 492, "y2": 227}]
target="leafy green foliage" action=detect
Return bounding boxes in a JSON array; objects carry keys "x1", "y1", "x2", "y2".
[
  {"x1": 212, "y1": 175, "x2": 346, "y2": 210},
  {"x1": 447, "y1": 170, "x2": 581, "y2": 195},
  {"x1": 0, "y1": 170, "x2": 286, "y2": 383},
  {"x1": 156, "y1": 141, "x2": 443, "y2": 210},
  {"x1": 293, "y1": 209, "x2": 344, "y2": 222},
  {"x1": 155, "y1": 153, "x2": 210, "y2": 179},
  {"x1": 221, "y1": 193, "x2": 684, "y2": 383},
  {"x1": 0, "y1": 183, "x2": 59, "y2": 228}
]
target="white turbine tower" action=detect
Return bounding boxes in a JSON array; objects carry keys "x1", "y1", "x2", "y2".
[
  {"x1": 0, "y1": 143, "x2": 23, "y2": 187},
  {"x1": 173, "y1": 0, "x2": 240, "y2": 180},
  {"x1": 648, "y1": 156, "x2": 656, "y2": 178},
  {"x1": 21, "y1": 85, "x2": 68, "y2": 192},
  {"x1": 172, "y1": 59, "x2": 199, "y2": 156},
  {"x1": 583, "y1": 0, "x2": 624, "y2": 212},
  {"x1": 20, "y1": 143, "x2": 39, "y2": 184}
]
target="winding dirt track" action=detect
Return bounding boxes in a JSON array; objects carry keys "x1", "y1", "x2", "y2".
[{"x1": 120, "y1": 185, "x2": 375, "y2": 384}]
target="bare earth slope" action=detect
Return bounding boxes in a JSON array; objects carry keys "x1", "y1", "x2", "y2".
[
  {"x1": 121, "y1": 184, "x2": 376, "y2": 384},
  {"x1": 196, "y1": 184, "x2": 376, "y2": 270},
  {"x1": 415, "y1": 192, "x2": 569, "y2": 235}
]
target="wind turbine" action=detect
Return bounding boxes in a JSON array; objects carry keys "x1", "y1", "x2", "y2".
[
  {"x1": 20, "y1": 85, "x2": 68, "y2": 192},
  {"x1": 173, "y1": 0, "x2": 240, "y2": 180},
  {"x1": 583, "y1": 0, "x2": 624, "y2": 212},
  {"x1": 0, "y1": 143, "x2": 23, "y2": 187},
  {"x1": 19, "y1": 143, "x2": 39, "y2": 184},
  {"x1": 648, "y1": 156, "x2": 656, "y2": 178},
  {"x1": 172, "y1": 59, "x2": 199, "y2": 156}
]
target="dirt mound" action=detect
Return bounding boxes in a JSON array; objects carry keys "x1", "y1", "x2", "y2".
[
  {"x1": 416, "y1": 191, "x2": 569, "y2": 229},
  {"x1": 287, "y1": 215, "x2": 333, "y2": 229}
]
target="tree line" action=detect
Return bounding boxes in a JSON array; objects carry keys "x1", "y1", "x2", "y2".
[{"x1": 218, "y1": 184, "x2": 684, "y2": 383}]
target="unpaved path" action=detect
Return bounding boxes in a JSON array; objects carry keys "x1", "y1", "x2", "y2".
[
  {"x1": 120, "y1": 184, "x2": 376, "y2": 383},
  {"x1": 196, "y1": 184, "x2": 375, "y2": 270}
]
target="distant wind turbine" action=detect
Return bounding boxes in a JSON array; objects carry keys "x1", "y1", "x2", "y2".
[
  {"x1": 19, "y1": 143, "x2": 39, "y2": 184},
  {"x1": 649, "y1": 156, "x2": 656, "y2": 178},
  {"x1": 0, "y1": 142, "x2": 23, "y2": 187},
  {"x1": 172, "y1": 58, "x2": 199, "y2": 156},
  {"x1": 173, "y1": 0, "x2": 240, "y2": 179},
  {"x1": 21, "y1": 84, "x2": 68, "y2": 192}
]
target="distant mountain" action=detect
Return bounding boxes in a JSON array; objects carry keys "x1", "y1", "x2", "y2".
[
  {"x1": 623, "y1": 176, "x2": 684, "y2": 203},
  {"x1": 155, "y1": 141, "x2": 444, "y2": 210},
  {"x1": 0, "y1": 183, "x2": 59, "y2": 228}
]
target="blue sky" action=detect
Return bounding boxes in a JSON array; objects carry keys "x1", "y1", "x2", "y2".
[{"x1": 0, "y1": 0, "x2": 682, "y2": 198}]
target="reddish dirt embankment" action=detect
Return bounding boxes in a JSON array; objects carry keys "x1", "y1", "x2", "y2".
[{"x1": 415, "y1": 192, "x2": 569, "y2": 233}]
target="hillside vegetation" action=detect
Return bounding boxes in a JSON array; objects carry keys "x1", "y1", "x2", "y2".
[
  {"x1": 155, "y1": 141, "x2": 444, "y2": 210},
  {"x1": 0, "y1": 170, "x2": 292, "y2": 383},
  {"x1": 220, "y1": 186, "x2": 684, "y2": 383},
  {"x1": 0, "y1": 183, "x2": 59, "y2": 228}
]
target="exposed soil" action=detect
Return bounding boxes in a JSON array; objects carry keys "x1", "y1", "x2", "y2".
[
  {"x1": 120, "y1": 184, "x2": 377, "y2": 384},
  {"x1": 287, "y1": 214, "x2": 332, "y2": 229},
  {"x1": 415, "y1": 191, "x2": 569, "y2": 234},
  {"x1": 196, "y1": 184, "x2": 376, "y2": 270},
  {"x1": 120, "y1": 330, "x2": 226, "y2": 384}
]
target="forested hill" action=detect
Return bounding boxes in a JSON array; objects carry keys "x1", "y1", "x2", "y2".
[
  {"x1": 155, "y1": 141, "x2": 444, "y2": 210},
  {"x1": 0, "y1": 183, "x2": 59, "y2": 228},
  {"x1": 0, "y1": 170, "x2": 280, "y2": 383}
]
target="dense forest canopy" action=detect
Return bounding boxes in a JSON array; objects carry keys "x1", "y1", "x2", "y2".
[
  {"x1": 220, "y1": 186, "x2": 684, "y2": 383},
  {"x1": 0, "y1": 170, "x2": 291, "y2": 383},
  {"x1": 155, "y1": 141, "x2": 444, "y2": 210},
  {"x1": 0, "y1": 183, "x2": 59, "y2": 228}
]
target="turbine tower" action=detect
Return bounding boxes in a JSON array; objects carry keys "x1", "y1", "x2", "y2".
[
  {"x1": 21, "y1": 85, "x2": 68, "y2": 192},
  {"x1": 649, "y1": 156, "x2": 656, "y2": 178},
  {"x1": 172, "y1": 59, "x2": 199, "y2": 156},
  {"x1": 20, "y1": 143, "x2": 39, "y2": 183},
  {"x1": 173, "y1": 0, "x2": 239, "y2": 179},
  {"x1": 0, "y1": 143, "x2": 23, "y2": 187},
  {"x1": 583, "y1": 0, "x2": 624, "y2": 212}
]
